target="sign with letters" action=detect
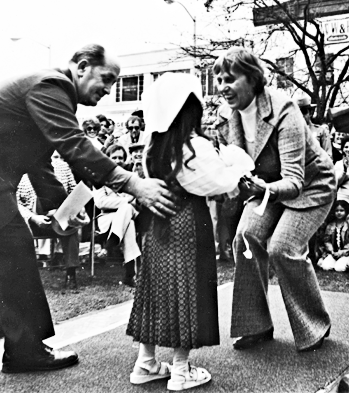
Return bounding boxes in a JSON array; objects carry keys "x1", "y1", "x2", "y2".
[{"x1": 321, "y1": 17, "x2": 349, "y2": 45}]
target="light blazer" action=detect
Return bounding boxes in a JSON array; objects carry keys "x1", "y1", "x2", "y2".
[{"x1": 216, "y1": 87, "x2": 336, "y2": 209}]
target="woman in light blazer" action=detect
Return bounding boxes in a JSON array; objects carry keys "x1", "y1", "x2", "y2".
[{"x1": 213, "y1": 47, "x2": 336, "y2": 352}]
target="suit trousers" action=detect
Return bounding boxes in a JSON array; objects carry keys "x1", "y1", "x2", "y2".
[
  {"x1": 30, "y1": 224, "x2": 80, "y2": 268},
  {"x1": 231, "y1": 200, "x2": 331, "y2": 350},
  {"x1": 0, "y1": 213, "x2": 54, "y2": 348}
]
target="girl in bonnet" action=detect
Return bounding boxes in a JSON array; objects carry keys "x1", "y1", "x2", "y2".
[{"x1": 126, "y1": 72, "x2": 254, "y2": 391}]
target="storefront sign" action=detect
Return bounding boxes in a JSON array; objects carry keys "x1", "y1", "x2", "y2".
[{"x1": 321, "y1": 17, "x2": 349, "y2": 45}]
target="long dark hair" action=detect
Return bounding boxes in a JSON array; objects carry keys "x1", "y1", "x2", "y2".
[{"x1": 146, "y1": 93, "x2": 209, "y2": 187}]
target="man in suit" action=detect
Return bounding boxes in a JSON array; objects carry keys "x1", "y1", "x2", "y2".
[
  {"x1": 0, "y1": 43, "x2": 176, "y2": 374},
  {"x1": 213, "y1": 47, "x2": 336, "y2": 352}
]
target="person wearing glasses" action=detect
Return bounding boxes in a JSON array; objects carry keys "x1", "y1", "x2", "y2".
[
  {"x1": 82, "y1": 118, "x2": 103, "y2": 149},
  {"x1": 118, "y1": 115, "x2": 145, "y2": 159},
  {"x1": 296, "y1": 96, "x2": 333, "y2": 159}
]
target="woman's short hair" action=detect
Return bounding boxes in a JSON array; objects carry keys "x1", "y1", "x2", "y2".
[
  {"x1": 212, "y1": 47, "x2": 267, "y2": 95},
  {"x1": 81, "y1": 118, "x2": 101, "y2": 133},
  {"x1": 106, "y1": 144, "x2": 127, "y2": 161}
]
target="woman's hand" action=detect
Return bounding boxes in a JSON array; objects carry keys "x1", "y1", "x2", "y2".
[
  {"x1": 104, "y1": 134, "x2": 115, "y2": 149},
  {"x1": 238, "y1": 176, "x2": 277, "y2": 202}
]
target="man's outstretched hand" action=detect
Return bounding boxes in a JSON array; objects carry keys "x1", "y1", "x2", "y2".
[{"x1": 123, "y1": 176, "x2": 177, "y2": 219}]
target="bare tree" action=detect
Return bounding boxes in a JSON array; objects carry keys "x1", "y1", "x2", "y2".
[{"x1": 181, "y1": 0, "x2": 349, "y2": 123}]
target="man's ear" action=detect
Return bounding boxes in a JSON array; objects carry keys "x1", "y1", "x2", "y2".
[{"x1": 77, "y1": 59, "x2": 90, "y2": 78}]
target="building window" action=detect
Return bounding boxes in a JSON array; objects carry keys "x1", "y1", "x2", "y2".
[
  {"x1": 116, "y1": 75, "x2": 144, "y2": 102},
  {"x1": 152, "y1": 69, "x2": 190, "y2": 82},
  {"x1": 276, "y1": 57, "x2": 294, "y2": 89},
  {"x1": 201, "y1": 68, "x2": 217, "y2": 96}
]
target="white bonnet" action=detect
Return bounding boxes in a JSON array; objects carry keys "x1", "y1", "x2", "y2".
[{"x1": 142, "y1": 72, "x2": 203, "y2": 137}]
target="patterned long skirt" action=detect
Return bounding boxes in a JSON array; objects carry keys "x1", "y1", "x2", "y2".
[{"x1": 126, "y1": 195, "x2": 219, "y2": 350}]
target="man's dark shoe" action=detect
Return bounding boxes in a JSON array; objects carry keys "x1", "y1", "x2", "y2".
[
  {"x1": 298, "y1": 326, "x2": 331, "y2": 352},
  {"x1": 233, "y1": 328, "x2": 274, "y2": 350},
  {"x1": 2, "y1": 343, "x2": 78, "y2": 373}
]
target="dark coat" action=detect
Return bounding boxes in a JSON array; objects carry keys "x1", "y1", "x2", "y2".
[{"x1": 0, "y1": 68, "x2": 118, "y2": 228}]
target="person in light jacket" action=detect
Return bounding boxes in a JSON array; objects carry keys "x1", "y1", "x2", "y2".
[{"x1": 213, "y1": 47, "x2": 336, "y2": 352}]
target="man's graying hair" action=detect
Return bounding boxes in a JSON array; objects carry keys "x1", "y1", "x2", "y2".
[{"x1": 70, "y1": 44, "x2": 106, "y2": 67}]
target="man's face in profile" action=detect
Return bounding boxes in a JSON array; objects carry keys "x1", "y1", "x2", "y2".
[{"x1": 77, "y1": 55, "x2": 120, "y2": 106}]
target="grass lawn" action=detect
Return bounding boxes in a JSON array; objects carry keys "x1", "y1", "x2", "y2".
[{"x1": 40, "y1": 257, "x2": 349, "y2": 324}]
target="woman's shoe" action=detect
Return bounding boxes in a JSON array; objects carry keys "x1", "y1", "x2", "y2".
[
  {"x1": 130, "y1": 361, "x2": 171, "y2": 384},
  {"x1": 298, "y1": 326, "x2": 331, "y2": 352},
  {"x1": 167, "y1": 364, "x2": 211, "y2": 391},
  {"x1": 233, "y1": 327, "x2": 274, "y2": 350}
]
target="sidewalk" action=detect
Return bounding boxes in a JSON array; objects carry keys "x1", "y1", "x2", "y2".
[{"x1": 1, "y1": 283, "x2": 349, "y2": 392}]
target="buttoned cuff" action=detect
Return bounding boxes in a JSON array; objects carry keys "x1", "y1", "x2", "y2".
[{"x1": 104, "y1": 166, "x2": 134, "y2": 193}]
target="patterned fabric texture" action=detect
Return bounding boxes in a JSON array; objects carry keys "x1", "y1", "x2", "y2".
[{"x1": 126, "y1": 194, "x2": 219, "y2": 350}]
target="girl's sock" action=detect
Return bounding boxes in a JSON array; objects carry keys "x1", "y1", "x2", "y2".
[
  {"x1": 172, "y1": 347, "x2": 190, "y2": 378},
  {"x1": 134, "y1": 343, "x2": 156, "y2": 373}
]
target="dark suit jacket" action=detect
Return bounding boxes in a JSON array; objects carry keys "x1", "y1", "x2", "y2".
[
  {"x1": 216, "y1": 87, "x2": 336, "y2": 210},
  {"x1": 0, "y1": 68, "x2": 129, "y2": 229}
]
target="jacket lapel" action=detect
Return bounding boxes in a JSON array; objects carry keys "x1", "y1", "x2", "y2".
[
  {"x1": 218, "y1": 103, "x2": 245, "y2": 148},
  {"x1": 228, "y1": 111, "x2": 245, "y2": 149},
  {"x1": 253, "y1": 89, "x2": 274, "y2": 161}
]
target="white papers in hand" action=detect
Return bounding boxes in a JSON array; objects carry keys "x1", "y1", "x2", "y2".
[{"x1": 53, "y1": 181, "x2": 93, "y2": 230}]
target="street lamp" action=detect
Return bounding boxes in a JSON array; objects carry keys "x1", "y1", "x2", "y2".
[
  {"x1": 164, "y1": 0, "x2": 197, "y2": 68},
  {"x1": 10, "y1": 37, "x2": 51, "y2": 67}
]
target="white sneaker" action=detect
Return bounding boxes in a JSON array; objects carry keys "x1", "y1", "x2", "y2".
[{"x1": 167, "y1": 364, "x2": 211, "y2": 391}]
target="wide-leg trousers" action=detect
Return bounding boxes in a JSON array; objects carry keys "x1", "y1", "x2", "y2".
[
  {"x1": 231, "y1": 200, "x2": 331, "y2": 351},
  {"x1": 0, "y1": 213, "x2": 54, "y2": 346}
]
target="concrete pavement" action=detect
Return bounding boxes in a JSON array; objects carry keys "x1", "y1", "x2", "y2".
[{"x1": 1, "y1": 283, "x2": 349, "y2": 392}]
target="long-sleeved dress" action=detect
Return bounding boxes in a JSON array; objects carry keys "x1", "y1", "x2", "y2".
[{"x1": 126, "y1": 135, "x2": 254, "y2": 350}]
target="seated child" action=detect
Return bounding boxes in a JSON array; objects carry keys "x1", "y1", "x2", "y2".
[{"x1": 318, "y1": 200, "x2": 349, "y2": 272}]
